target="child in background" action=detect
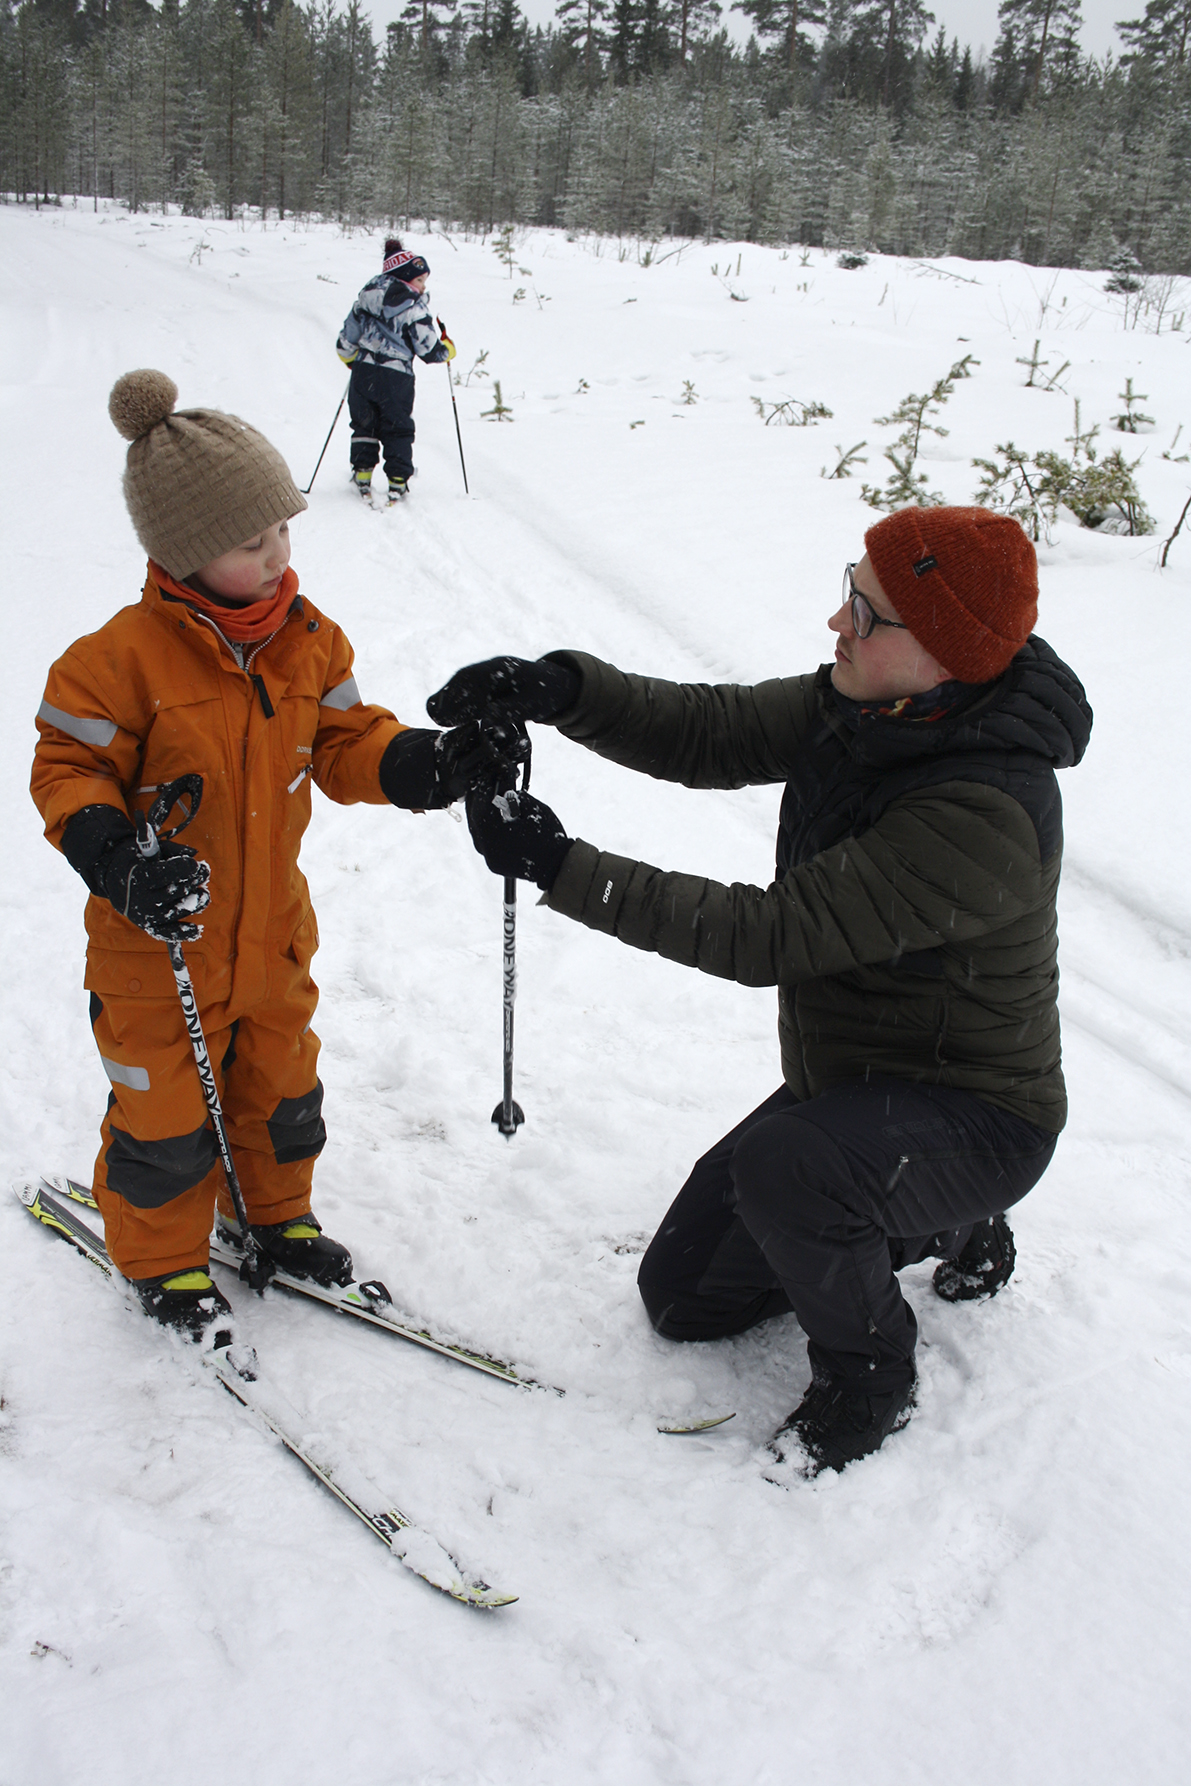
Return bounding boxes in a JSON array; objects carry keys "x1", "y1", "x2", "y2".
[
  {"x1": 32, "y1": 369, "x2": 506, "y2": 1341},
  {"x1": 337, "y1": 236, "x2": 455, "y2": 505}
]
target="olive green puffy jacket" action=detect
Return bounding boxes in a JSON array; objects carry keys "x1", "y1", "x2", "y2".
[{"x1": 543, "y1": 640, "x2": 1092, "y2": 1134}]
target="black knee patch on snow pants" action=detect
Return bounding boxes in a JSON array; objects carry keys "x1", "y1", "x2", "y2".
[
  {"x1": 105, "y1": 1117, "x2": 219, "y2": 1210},
  {"x1": 266, "y1": 1081, "x2": 326, "y2": 1164}
]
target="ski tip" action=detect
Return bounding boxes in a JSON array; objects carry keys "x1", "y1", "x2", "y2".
[
  {"x1": 13, "y1": 1179, "x2": 41, "y2": 1209},
  {"x1": 384, "y1": 1518, "x2": 518, "y2": 1609},
  {"x1": 656, "y1": 1411, "x2": 737, "y2": 1435}
]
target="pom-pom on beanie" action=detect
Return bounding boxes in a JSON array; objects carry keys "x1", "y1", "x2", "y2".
[
  {"x1": 864, "y1": 505, "x2": 1038, "y2": 683},
  {"x1": 109, "y1": 368, "x2": 307, "y2": 580}
]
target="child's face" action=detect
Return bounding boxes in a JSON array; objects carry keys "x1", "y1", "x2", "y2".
[
  {"x1": 408, "y1": 274, "x2": 428, "y2": 293},
  {"x1": 191, "y1": 519, "x2": 292, "y2": 605}
]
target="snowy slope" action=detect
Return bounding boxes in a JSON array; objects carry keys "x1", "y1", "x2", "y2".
[{"x1": 1, "y1": 206, "x2": 1189, "y2": 1786}]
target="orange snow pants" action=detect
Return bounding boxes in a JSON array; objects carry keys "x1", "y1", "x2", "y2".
[{"x1": 89, "y1": 953, "x2": 324, "y2": 1281}]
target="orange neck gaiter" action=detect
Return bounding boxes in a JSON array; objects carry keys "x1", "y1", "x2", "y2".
[{"x1": 151, "y1": 562, "x2": 300, "y2": 644}]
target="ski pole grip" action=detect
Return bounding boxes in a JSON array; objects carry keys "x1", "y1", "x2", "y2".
[{"x1": 135, "y1": 810, "x2": 160, "y2": 860}]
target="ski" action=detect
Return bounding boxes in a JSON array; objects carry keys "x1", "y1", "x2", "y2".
[
  {"x1": 656, "y1": 1412, "x2": 737, "y2": 1435},
  {"x1": 41, "y1": 1176, "x2": 735, "y2": 1435},
  {"x1": 14, "y1": 1179, "x2": 516, "y2": 1609},
  {"x1": 41, "y1": 1175, "x2": 556, "y2": 1394}
]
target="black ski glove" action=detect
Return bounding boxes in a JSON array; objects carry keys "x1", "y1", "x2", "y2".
[
  {"x1": 379, "y1": 721, "x2": 529, "y2": 810},
  {"x1": 62, "y1": 804, "x2": 210, "y2": 942},
  {"x1": 465, "y1": 782, "x2": 573, "y2": 892},
  {"x1": 426, "y1": 656, "x2": 580, "y2": 727},
  {"x1": 101, "y1": 837, "x2": 210, "y2": 941}
]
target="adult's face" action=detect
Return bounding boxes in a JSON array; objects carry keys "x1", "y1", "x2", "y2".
[{"x1": 827, "y1": 553, "x2": 949, "y2": 703}]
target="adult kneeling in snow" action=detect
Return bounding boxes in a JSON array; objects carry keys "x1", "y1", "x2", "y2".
[{"x1": 428, "y1": 508, "x2": 1092, "y2": 1478}]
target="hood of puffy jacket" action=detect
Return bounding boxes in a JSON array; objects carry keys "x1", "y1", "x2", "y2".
[{"x1": 827, "y1": 635, "x2": 1092, "y2": 773}]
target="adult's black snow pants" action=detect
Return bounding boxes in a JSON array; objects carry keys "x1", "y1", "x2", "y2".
[
  {"x1": 637, "y1": 1078, "x2": 1056, "y2": 1395},
  {"x1": 348, "y1": 361, "x2": 416, "y2": 481}
]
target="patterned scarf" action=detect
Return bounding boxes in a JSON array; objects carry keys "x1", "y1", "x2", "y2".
[{"x1": 833, "y1": 677, "x2": 978, "y2": 732}]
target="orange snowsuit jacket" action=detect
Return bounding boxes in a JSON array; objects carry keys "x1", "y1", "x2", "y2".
[{"x1": 32, "y1": 569, "x2": 408, "y2": 1013}]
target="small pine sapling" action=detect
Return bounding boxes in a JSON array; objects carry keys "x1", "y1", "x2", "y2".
[
  {"x1": 481, "y1": 381, "x2": 514, "y2": 422},
  {"x1": 492, "y1": 225, "x2": 516, "y2": 277},
  {"x1": 1016, "y1": 341, "x2": 1047, "y2": 388},
  {"x1": 461, "y1": 347, "x2": 489, "y2": 388},
  {"x1": 1162, "y1": 425, "x2": 1189, "y2": 463},
  {"x1": 837, "y1": 251, "x2": 868, "y2": 270},
  {"x1": 1111, "y1": 378, "x2": 1155, "y2": 433},
  {"x1": 948, "y1": 354, "x2": 981, "y2": 379},
  {"x1": 821, "y1": 443, "x2": 869, "y2": 479},
  {"x1": 751, "y1": 396, "x2": 832, "y2": 427},
  {"x1": 1061, "y1": 446, "x2": 1154, "y2": 534},
  {"x1": 972, "y1": 443, "x2": 1054, "y2": 542},
  {"x1": 860, "y1": 364, "x2": 967, "y2": 511}
]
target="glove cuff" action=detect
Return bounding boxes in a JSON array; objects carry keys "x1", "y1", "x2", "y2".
[
  {"x1": 534, "y1": 833, "x2": 574, "y2": 893},
  {"x1": 535, "y1": 656, "x2": 582, "y2": 721},
  {"x1": 379, "y1": 729, "x2": 451, "y2": 810},
  {"x1": 61, "y1": 804, "x2": 137, "y2": 896}
]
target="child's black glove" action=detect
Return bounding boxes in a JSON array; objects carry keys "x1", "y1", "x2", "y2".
[
  {"x1": 465, "y1": 782, "x2": 573, "y2": 892},
  {"x1": 426, "y1": 656, "x2": 579, "y2": 727},
  {"x1": 61, "y1": 803, "x2": 211, "y2": 941},
  {"x1": 380, "y1": 720, "x2": 529, "y2": 810},
  {"x1": 101, "y1": 836, "x2": 211, "y2": 942}
]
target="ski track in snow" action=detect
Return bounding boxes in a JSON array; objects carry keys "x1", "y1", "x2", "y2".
[{"x1": 1, "y1": 206, "x2": 1190, "y2": 1786}]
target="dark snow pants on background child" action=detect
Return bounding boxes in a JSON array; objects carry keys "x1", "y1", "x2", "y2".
[
  {"x1": 348, "y1": 362, "x2": 417, "y2": 483},
  {"x1": 89, "y1": 951, "x2": 325, "y2": 1282},
  {"x1": 637, "y1": 1078, "x2": 1056, "y2": 1393}
]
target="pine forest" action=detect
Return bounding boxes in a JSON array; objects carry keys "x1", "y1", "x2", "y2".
[{"x1": 4, "y1": 0, "x2": 1191, "y2": 271}]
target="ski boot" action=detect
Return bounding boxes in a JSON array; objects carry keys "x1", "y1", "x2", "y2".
[
  {"x1": 765, "y1": 1373, "x2": 916, "y2": 1480},
  {"x1": 218, "y1": 1211, "x2": 353, "y2": 1289},
  {"x1": 351, "y1": 466, "x2": 374, "y2": 502},
  {"x1": 134, "y1": 1268, "x2": 233, "y2": 1346},
  {"x1": 386, "y1": 474, "x2": 409, "y2": 505},
  {"x1": 933, "y1": 1213, "x2": 1016, "y2": 1303}
]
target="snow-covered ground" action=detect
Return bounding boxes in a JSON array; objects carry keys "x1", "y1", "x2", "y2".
[{"x1": 2, "y1": 205, "x2": 1189, "y2": 1785}]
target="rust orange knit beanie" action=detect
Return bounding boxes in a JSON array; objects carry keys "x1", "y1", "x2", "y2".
[
  {"x1": 864, "y1": 506, "x2": 1038, "y2": 683},
  {"x1": 109, "y1": 369, "x2": 307, "y2": 580}
]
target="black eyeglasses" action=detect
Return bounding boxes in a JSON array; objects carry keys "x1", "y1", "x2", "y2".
[{"x1": 844, "y1": 563, "x2": 908, "y2": 640}]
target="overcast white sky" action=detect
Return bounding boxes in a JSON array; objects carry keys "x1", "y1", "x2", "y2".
[{"x1": 366, "y1": 0, "x2": 1129, "y2": 63}]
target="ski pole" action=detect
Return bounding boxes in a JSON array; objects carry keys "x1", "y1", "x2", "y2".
[
  {"x1": 438, "y1": 316, "x2": 469, "y2": 495},
  {"x1": 135, "y1": 779, "x2": 273, "y2": 1288},
  {"x1": 490, "y1": 749, "x2": 528, "y2": 1139},
  {"x1": 301, "y1": 378, "x2": 350, "y2": 496}
]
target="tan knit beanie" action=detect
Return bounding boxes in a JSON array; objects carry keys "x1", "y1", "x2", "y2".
[{"x1": 109, "y1": 370, "x2": 307, "y2": 579}]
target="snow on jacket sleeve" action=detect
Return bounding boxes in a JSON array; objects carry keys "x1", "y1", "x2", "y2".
[
  {"x1": 544, "y1": 650, "x2": 819, "y2": 788},
  {"x1": 547, "y1": 780, "x2": 1045, "y2": 988},
  {"x1": 312, "y1": 622, "x2": 407, "y2": 804},
  {"x1": 32, "y1": 642, "x2": 141, "y2": 849}
]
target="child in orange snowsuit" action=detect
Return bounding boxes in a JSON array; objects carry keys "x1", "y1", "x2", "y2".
[{"x1": 31, "y1": 370, "x2": 507, "y2": 1339}]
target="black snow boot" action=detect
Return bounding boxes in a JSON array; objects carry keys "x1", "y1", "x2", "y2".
[
  {"x1": 933, "y1": 1213, "x2": 1016, "y2": 1303},
  {"x1": 134, "y1": 1268, "x2": 233, "y2": 1346},
  {"x1": 219, "y1": 1211, "x2": 353, "y2": 1288},
  {"x1": 765, "y1": 1374, "x2": 916, "y2": 1480}
]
